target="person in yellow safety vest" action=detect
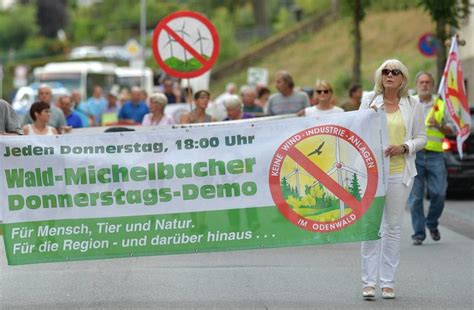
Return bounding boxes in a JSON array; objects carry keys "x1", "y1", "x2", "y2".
[{"x1": 408, "y1": 72, "x2": 455, "y2": 246}]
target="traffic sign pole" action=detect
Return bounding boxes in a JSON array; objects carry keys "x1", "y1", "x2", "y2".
[
  {"x1": 140, "y1": 0, "x2": 146, "y2": 90},
  {"x1": 0, "y1": 64, "x2": 3, "y2": 99}
]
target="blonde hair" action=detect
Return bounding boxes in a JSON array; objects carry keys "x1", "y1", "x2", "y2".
[
  {"x1": 314, "y1": 79, "x2": 336, "y2": 105},
  {"x1": 223, "y1": 95, "x2": 243, "y2": 111},
  {"x1": 149, "y1": 93, "x2": 168, "y2": 107},
  {"x1": 314, "y1": 80, "x2": 334, "y2": 93},
  {"x1": 373, "y1": 59, "x2": 410, "y2": 97}
]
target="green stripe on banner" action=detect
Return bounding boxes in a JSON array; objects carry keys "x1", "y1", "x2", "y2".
[{"x1": 2, "y1": 198, "x2": 384, "y2": 265}]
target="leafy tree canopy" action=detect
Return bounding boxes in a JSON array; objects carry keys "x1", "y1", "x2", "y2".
[{"x1": 0, "y1": 4, "x2": 38, "y2": 51}]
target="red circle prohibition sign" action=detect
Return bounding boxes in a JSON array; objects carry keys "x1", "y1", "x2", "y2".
[
  {"x1": 269, "y1": 125, "x2": 379, "y2": 233},
  {"x1": 152, "y1": 11, "x2": 220, "y2": 79},
  {"x1": 418, "y1": 32, "x2": 438, "y2": 57}
]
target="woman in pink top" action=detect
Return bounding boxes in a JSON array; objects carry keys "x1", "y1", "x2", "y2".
[
  {"x1": 141, "y1": 93, "x2": 175, "y2": 126},
  {"x1": 23, "y1": 101, "x2": 58, "y2": 135}
]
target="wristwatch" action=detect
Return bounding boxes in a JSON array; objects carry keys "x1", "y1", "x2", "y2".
[{"x1": 402, "y1": 144, "x2": 408, "y2": 154}]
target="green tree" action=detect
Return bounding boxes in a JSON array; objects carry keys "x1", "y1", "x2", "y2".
[
  {"x1": 309, "y1": 183, "x2": 325, "y2": 199},
  {"x1": 342, "y1": 0, "x2": 371, "y2": 85},
  {"x1": 281, "y1": 177, "x2": 291, "y2": 199},
  {"x1": 273, "y1": 7, "x2": 293, "y2": 32},
  {"x1": 69, "y1": 1, "x2": 181, "y2": 45},
  {"x1": 304, "y1": 184, "x2": 310, "y2": 195},
  {"x1": 37, "y1": 0, "x2": 68, "y2": 38},
  {"x1": 348, "y1": 173, "x2": 362, "y2": 201},
  {"x1": 251, "y1": 0, "x2": 270, "y2": 38},
  {"x1": 0, "y1": 4, "x2": 38, "y2": 51},
  {"x1": 291, "y1": 186, "x2": 299, "y2": 198},
  {"x1": 212, "y1": 7, "x2": 240, "y2": 64},
  {"x1": 418, "y1": 0, "x2": 471, "y2": 81}
]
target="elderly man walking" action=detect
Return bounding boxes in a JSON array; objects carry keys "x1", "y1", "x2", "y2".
[
  {"x1": 408, "y1": 72, "x2": 454, "y2": 246},
  {"x1": 267, "y1": 70, "x2": 310, "y2": 115},
  {"x1": 22, "y1": 84, "x2": 66, "y2": 133}
]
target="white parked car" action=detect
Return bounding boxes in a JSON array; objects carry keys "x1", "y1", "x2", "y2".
[
  {"x1": 102, "y1": 45, "x2": 130, "y2": 61},
  {"x1": 12, "y1": 82, "x2": 70, "y2": 116},
  {"x1": 34, "y1": 61, "x2": 117, "y2": 100},
  {"x1": 69, "y1": 46, "x2": 102, "y2": 59}
]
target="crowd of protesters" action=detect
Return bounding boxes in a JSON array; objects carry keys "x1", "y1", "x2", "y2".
[{"x1": 1, "y1": 69, "x2": 373, "y2": 136}]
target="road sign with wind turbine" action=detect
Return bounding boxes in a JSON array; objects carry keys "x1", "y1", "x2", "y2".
[{"x1": 152, "y1": 11, "x2": 220, "y2": 79}]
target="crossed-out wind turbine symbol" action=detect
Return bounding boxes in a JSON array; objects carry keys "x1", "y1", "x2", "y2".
[
  {"x1": 164, "y1": 22, "x2": 210, "y2": 66},
  {"x1": 284, "y1": 137, "x2": 367, "y2": 218}
]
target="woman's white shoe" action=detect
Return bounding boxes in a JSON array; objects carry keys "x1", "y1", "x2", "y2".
[
  {"x1": 382, "y1": 288, "x2": 395, "y2": 299},
  {"x1": 362, "y1": 287, "x2": 375, "y2": 299}
]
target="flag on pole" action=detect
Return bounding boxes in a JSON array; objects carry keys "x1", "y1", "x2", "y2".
[{"x1": 437, "y1": 36, "x2": 471, "y2": 159}]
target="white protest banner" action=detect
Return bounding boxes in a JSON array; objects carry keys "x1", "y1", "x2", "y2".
[{"x1": 0, "y1": 110, "x2": 388, "y2": 265}]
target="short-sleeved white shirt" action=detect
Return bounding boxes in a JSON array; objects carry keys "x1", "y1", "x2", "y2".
[{"x1": 304, "y1": 105, "x2": 344, "y2": 116}]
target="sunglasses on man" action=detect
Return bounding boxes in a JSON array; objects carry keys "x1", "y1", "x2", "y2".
[{"x1": 382, "y1": 69, "x2": 403, "y2": 76}]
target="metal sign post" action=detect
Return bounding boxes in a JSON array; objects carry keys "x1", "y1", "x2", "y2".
[
  {"x1": 140, "y1": 0, "x2": 146, "y2": 90},
  {"x1": 0, "y1": 64, "x2": 3, "y2": 99}
]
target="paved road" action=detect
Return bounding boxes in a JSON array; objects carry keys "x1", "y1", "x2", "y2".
[
  {"x1": 441, "y1": 197, "x2": 474, "y2": 239},
  {"x1": 1, "y1": 200, "x2": 473, "y2": 309}
]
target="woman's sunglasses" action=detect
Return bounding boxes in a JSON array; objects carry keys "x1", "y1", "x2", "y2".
[
  {"x1": 382, "y1": 69, "x2": 403, "y2": 76},
  {"x1": 315, "y1": 89, "x2": 330, "y2": 94}
]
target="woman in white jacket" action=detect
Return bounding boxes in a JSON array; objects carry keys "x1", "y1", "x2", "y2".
[{"x1": 359, "y1": 59, "x2": 426, "y2": 299}]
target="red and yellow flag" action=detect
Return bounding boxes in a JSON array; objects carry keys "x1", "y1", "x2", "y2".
[{"x1": 438, "y1": 36, "x2": 471, "y2": 158}]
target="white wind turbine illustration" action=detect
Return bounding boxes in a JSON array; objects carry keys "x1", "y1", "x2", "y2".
[
  {"x1": 175, "y1": 21, "x2": 191, "y2": 67},
  {"x1": 309, "y1": 137, "x2": 367, "y2": 218},
  {"x1": 194, "y1": 28, "x2": 209, "y2": 56},
  {"x1": 163, "y1": 33, "x2": 176, "y2": 58},
  {"x1": 285, "y1": 162, "x2": 313, "y2": 197}
]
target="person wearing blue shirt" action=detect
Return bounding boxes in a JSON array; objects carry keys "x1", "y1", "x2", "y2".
[
  {"x1": 84, "y1": 86, "x2": 107, "y2": 126},
  {"x1": 118, "y1": 87, "x2": 149, "y2": 124},
  {"x1": 71, "y1": 90, "x2": 90, "y2": 127},
  {"x1": 58, "y1": 95, "x2": 83, "y2": 128},
  {"x1": 163, "y1": 78, "x2": 181, "y2": 104}
]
